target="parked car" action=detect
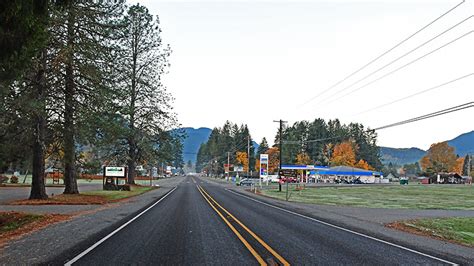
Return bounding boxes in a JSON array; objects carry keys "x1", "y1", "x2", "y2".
[
  {"x1": 264, "y1": 175, "x2": 280, "y2": 183},
  {"x1": 238, "y1": 178, "x2": 257, "y2": 186}
]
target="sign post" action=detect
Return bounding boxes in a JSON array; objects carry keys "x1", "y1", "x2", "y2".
[
  {"x1": 259, "y1": 154, "x2": 269, "y2": 187},
  {"x1": 103, "y1": 166, "x2": 128, "y2": 190}
]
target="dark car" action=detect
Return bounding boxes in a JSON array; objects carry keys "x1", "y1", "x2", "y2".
[{"x1": 351, "y1": 178, "x2": 364, "y2": 184}]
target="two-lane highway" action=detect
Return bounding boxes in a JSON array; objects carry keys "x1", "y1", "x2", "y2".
[
  {"x1": 69, "y1": 177, "x2": 257, "y2": 265},
  {"x1": 64, "y1": 176, "x2": 457, "y2": 265}
]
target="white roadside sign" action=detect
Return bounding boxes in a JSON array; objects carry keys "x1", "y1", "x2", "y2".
[{"x1": 105, "y1": 167, "x2": 126, "y2": 177}]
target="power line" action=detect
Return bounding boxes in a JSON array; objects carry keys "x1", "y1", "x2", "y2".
[
  {"x1": 297, "y1": 0, "x2": 466, "y2": 110},
  {"x1": 319, "y1": 15, "x2": 473, "y2": 105},
  {"x1": 373, "y1": 101, "x2": 474, "y2": 130},
  {"x1": 322, "y1": 30, "x2": 474, "y2": 106},
  {"x1": 354, "y1": 72, "x2": 474, "y2": 116},
  {"x1": 283, "y1": 102, "x2": 473, "y2": 145}
]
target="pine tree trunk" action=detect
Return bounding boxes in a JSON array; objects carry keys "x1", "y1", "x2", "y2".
[
  {"x1": 63, "y1": 7, "x2": 78, "y2": 194},
  {"x1": 127, "y1": 139, "x2": 136, "y2": 184},
  {"x1": 127, "y1": 36, "x2": 138, "y2": 185},
  {"x1": 30, "y1": 49, "x2": 48, "y2": 200}
]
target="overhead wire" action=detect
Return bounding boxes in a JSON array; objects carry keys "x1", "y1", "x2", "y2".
[
  {"x1": 373, "y1": 101, "x2": 474, "y2": 130},
  {"x1": 296, "y1": 0, "x2": 466, "y2": 110},
  {"x1": 318, "y1": 15, "x2": 473, "y2": 105},
  {"x1": 321, "y1": 30, "x2": 474, "y2": 106},
  {"x1": 354, "y1": 73, "x2": 474, "y2": 116},
  {"x1": 283, "y1": 102, "x2": 474, "y2": 145}
]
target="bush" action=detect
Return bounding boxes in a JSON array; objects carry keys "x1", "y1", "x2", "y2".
[
  {"x1": 10, "y1": 175, "x2": 19, "y2": 184},
  {"x1": 0, "y1": 175, "x2": 8, "y2": 184}
]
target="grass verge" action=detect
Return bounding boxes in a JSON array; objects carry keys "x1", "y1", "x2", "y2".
[
  {"x1": 83, "y1": 185, "x2": 154, "y2": 201},
  {"x1": 260, "y1": 184, "x2": 474, "y2": 210},
  {"x1": 0, "y1": 212, "x2": 42, "y2": 233},
  {"x1": 10, "y1": 185, "x2": 155, "y2": 205},
  {"x1": 0, "y1": 211, "x2": 70, "y2": 247},
  {"x1": 387, "y1": 217, "x2": 474, "y2": 247}
]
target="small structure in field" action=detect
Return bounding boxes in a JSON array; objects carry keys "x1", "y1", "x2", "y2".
[{"x1": 430, "y1": 173, "x2": 464, "y2": 184}]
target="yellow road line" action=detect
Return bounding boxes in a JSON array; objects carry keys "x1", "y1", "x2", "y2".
[
  {"x1": 199, "y1": 185, "x2": 290, "y2": 266},
  {"x1": 196, "y1": 185, "x2": 267, "y2": 266}
]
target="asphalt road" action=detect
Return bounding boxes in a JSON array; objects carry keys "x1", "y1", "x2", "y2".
[{"x1": 65, "y1": 176, "x2": 456, "y2": 265}]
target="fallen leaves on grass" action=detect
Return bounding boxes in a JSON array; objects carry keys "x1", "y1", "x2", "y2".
[
  {"x1": 10, "y1": 194, "x2": 108, "y2": 205},
  {"x1": 0, "y1": 211, "x2": 71, "y2": 248},
  {"x1": 386, "y1": 220, "x2": 473, "y2": 247}
]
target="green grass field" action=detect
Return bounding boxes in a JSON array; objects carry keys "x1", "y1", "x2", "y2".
[
  {"x1": 400, "y1": 217, "x2": 474, "y2": 246},
  {"x1": 83, "y1": 185, "x2": 154, "y2": 201},
  {"x1": 261, "y1": 184, "x2": 474, "y2": 210}
]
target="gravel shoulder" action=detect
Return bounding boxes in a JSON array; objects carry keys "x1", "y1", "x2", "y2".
[
  {"x1": 203, "y1": 177, "x2": 474, "y2": 264},
  {"x1": 0, "y1": 177, "x2": 184, "y2": 265}
]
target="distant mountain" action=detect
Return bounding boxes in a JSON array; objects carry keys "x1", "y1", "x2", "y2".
[
  {"x1": 181, "y1": 127, "x2": 212, "y2": 164},
  {"x1": 180, "y1": 127, "x2": 260, "y2": 164},
  {"x1": 379, "y1": 147, "x2": 426, "y2": 165},
  {"x1": 447, "y1": 130, "x2": 474, "y2": 156},
  {"x1": 380, "y1": 130, "x2": 474, "y2": 165}
]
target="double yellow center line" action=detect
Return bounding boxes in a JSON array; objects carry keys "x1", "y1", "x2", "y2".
[{"x1": 197, "y1": 184, "x2": 290, "y2": 266}]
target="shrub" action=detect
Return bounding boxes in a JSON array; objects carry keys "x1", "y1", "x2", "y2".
[{"x1": 10, "y1": 175, "x2": 19, "y2": 184}]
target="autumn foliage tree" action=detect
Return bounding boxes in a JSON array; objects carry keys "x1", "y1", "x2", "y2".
[
  {"x1": 420, "y1": 142, "x2": 457, "y2": 174},
  {"x1": 355, "y1": 159, "x2": 372, "y2": 170},
  {"x1": 267, "y1": 147, "x2": 280, "y2": 173},
  {"x1": 452, "y1": 157, "x2": 465, "y2": 174},
  {"x1": 236, "y1": 151, "x2": 249, "y2": 172},
  {"x1": 330, "y1": 141, "x2": 357, "y2": 167},
  {"x1": 295, "y1": 152, "x2": 312, "y2": 165}
]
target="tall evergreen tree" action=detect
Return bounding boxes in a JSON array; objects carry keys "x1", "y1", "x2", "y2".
[
  {"x1": 114, "y1": 4, "x2": 174, "y2": 183},
  {"x1": 257, "y1": 137, "x2": 269, "y2": 157},
  {"x1": 48, "y1": 1, "x2": 125, "y2": 193}
]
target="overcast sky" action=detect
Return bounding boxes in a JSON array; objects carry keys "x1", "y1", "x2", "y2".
[{"x1": 133, "y1": 0, "x2": 473, "y2": 150}]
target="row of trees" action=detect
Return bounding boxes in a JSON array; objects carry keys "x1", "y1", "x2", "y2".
[
  {"x1": 0, "y1": 1, "x2": 182, "y2": 199},
  {"x1": 196, "y1": 121, "x2": 255, "y2": 174},
  {"x1": 196, "y1": 119, "x2": 382, "y2": 176},
  {"x1": 383, "y1": 142, "x2": 472, "y2": 177},
  {"x1": 277, "y1": 119, "x2": 382, "y2": 170}
]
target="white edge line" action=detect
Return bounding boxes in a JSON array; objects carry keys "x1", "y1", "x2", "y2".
[
  {"x1": 225, "y1": 189, "x2": 458, "y2": 266},
  {"x1": 64, "y1": 187, "x2": 178, "y2": 266}
]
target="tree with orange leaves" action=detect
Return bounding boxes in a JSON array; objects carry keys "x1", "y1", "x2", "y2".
[
  {"x1": 255, "y1": 159, "x2": 260, "y2": 173},
  {"x1": 355, "y1": 159, "x2": 373, "y2": 170},
  {"x1": 236, "y1": 151, "x2": 249, "y2": 172},
  {"x1": 267, "y1": 147, "x2": 280, "y2": 173},
  {"x1": 452, "y1": 157, "x2": 465, "y2": 174},
  {"x1": 420, "y1": 142, "x2": 457, "y2": 174},
  {"x1": 330, "y1": 141, "x2": 357, "y2": 167},
  {"x1": 296, "y1": 152, "x2": 312, "y2": 165}
]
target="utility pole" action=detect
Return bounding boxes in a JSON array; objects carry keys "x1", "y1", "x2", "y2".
[
  {"x1": 273, "y1": 119, "x2": 287, "y2": 192},
  {"x1": 227, "y1": 152, "x2": 230, "y2": 181},
  {"x1": 247, "y1": 135, "x2": 250, "y2": 179}
]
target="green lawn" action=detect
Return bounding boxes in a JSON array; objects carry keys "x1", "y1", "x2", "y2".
[
  {"x1": 83, "y1": 185, "x2": 155, "y2": 201},
  {"x1": 400, "y1": 217, "x2": 474, "y2": 247},
  {"x1": 261, "y1": 184, "x2": 474, "y2": 210}
]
